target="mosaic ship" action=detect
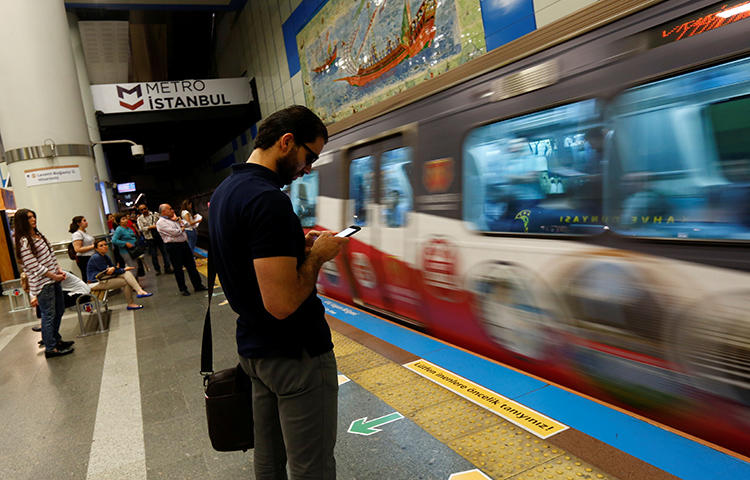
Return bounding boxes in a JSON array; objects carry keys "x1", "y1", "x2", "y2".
[
  {"x1": 336, "y1": 0, "x2": 437, "y2": 87},
  {"x1": 312, "y1": 44, "x2": 338, "y2": 73}
]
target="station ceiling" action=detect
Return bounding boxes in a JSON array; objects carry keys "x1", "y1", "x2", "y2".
[
  {"x1": 65, "y1": 0, "x2": 247, "y2": 11},
  {"x1": 65, "y1": 0, "x2": 256, "y2": 185}
]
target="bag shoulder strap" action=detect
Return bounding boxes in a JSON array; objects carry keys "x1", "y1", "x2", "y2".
[{"x1": 200, "y1": 254, "x2": 217, "y2": 383}]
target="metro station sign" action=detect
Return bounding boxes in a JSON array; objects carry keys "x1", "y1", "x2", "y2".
[{"x1": 91, "y1": 78, "x2": 252, "y2": 114}]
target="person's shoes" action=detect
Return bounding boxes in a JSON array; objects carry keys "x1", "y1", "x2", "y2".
[
  {"x1": 38, "y1": 340, "x2": 45, "y2": 348},
  {"x1": 194, "y1": 285, "x2": 207, "y2": 292},
  {"x1": 136, "y1": 292, "x2": 153, "y2": 298},
  {"x1": 137, "y1": 270, "x2": 146, "y2": 277},
  {"x1": 45, "y1": 347, "x2": 74, "y2": 358},
  {"x1": 127, "y1": 304, "x2": 144, "y2": 310},
  {"x1": 165, "y1": 268, "x2": 174, "y2": 274},
  {"x1": 181, "y1": 290, "x2": 191, "y2": 296},
  {"x1": 31, "y1": 325, "x2": 42, "y2": 332},
  {"x1": 155, "y1": 270, "x2": 162, "y2": 276},
  {"x1": 57, "y1": 339, "x2": 75, "y2": 350}
]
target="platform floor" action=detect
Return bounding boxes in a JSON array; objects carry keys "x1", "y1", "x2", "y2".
[{"x1": 0, "y1": 266, "x2": 748, "y2": 479}]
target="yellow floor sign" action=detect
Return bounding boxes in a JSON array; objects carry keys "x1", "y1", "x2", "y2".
[{"x1": 403, "y1": 359, "x2": 568, "y2": 439}]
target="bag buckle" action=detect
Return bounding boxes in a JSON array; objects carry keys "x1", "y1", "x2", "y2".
[{"x1": 200, "y1": 371, "x2": 213, "y2": 387}]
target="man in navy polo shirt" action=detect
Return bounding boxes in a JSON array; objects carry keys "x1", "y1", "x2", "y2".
[{"x1": 209, "y1": 105, "x2": 348, "y2": 479}]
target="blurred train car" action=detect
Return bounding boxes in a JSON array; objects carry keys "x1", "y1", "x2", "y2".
[{"x1": 287, "y1": 0, "x2": 750, "y2": 454}]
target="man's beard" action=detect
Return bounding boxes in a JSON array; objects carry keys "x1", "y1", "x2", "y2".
[{"x1": 277, "y1": 149, "x2": 300, "y2": 186}]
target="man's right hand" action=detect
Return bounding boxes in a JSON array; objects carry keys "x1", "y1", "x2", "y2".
[
  {"x1": 106, "y1": 267, "x2": 116, "y2": 275},
  {"x1": 309, "y1": 231, "x2": 349, "y2": 263}
]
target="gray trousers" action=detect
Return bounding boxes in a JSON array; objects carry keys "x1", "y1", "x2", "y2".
[{"x1": 239, "y1": 350, "x2": 338, "y2": 480}]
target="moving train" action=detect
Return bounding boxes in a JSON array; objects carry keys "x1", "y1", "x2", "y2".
[{"x1": 285, "y1": 0, "x2": 750, "y2": 455}]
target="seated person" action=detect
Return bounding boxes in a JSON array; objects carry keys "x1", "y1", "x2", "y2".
[{"x1": 86, "y1": 239, "x2": 152, "y2": 310}]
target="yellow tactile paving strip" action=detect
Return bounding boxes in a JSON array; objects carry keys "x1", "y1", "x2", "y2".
[
  {"x1": 195, "y1": 258, "x2": 221, "y2": 286},
  {"x1": 332, "y1": 330, "x2": 620, "y2": 480}
]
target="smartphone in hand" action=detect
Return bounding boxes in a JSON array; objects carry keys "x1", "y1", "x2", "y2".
[{"x1": 335, "y1": 225, "x2": 361, "y2": 237}]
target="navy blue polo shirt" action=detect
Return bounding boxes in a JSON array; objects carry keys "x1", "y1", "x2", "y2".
[{"x1": 208, "y1": 163, "x2": 332, "y2": 358}]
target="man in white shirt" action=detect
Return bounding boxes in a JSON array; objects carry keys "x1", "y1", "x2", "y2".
[
  {"x1": 137, "y1": 203, "x2": 173, "y2": 275},
  {"x1": 156, "y1": 203, "x2": 206, "y2": 296}
]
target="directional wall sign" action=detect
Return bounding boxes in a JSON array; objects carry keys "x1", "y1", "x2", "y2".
[
  {"x1": 348, "y1": 412, "x2": 404, "y2": 436},
  {"x1": 449, "y1": 469, "x2": 492, "y2": 479}
]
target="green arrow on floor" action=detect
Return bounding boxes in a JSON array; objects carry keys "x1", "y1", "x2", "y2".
[{"x1": 348, "y1": 412, "x2": 404, "y2": 436}]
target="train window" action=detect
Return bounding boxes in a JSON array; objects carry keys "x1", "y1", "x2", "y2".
[
  {"x1": 708, "y1": 96, "x2": 750, "y2": 183},
  {"x1": 350, "y1": 155, "x2": 374, "y2": 226},
  {"x1": 380, "y1": 147, "x2": 413, "y2": 227},
  {"x1": 289, "y1": 170, "x2": 318, "y2": 228},
  {"x1": 608, "y1": 56, "x2": 750, "y2": 239},
  {"x1": 463, "y1": 100, "x2": 605, "y2": 234}
]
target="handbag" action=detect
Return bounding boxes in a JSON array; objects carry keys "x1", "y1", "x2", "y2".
[
  {"x1": 201, "y1": 259, "x2": 254, "y2": 452},
  {"x1": 127, "y1": 243, "x2": 146, "y2": 260}
]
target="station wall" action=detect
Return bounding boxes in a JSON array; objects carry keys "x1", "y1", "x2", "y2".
[{"x1": 210, "y1": 0, "x2": 598, "y2": 172}]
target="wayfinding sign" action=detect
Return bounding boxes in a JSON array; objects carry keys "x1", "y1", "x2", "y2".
[
  {"x1": 91, "y1": 78, "x2": 252, "y2": 114},
  {"x1": 24, "y1": 165, "x2": 81, "y2": 187},
  {"x1": 404, "y1": 359, "x2": 568, "y2": 439},
  {"x1": 347, "y1": 412, "x2": 404, "y2": 436}
]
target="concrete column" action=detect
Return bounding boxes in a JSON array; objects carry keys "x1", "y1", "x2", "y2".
[
  {"x1": 68, "y1": 12, "x2": 117, "y2": 221},
  {"x1": 0, "y1": 0, "x2": 106, "y2": 271}
]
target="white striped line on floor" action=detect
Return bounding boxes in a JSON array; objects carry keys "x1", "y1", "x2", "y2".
[
  {"x1": 0, "y1": 320, "x2": 37, "y2": 354},
  {"x1": 0, "y1": 307, "x2": 110, "y2": 352},
  {"x1": 86, "y1": 308, "x2": 147, "y2": 480}
]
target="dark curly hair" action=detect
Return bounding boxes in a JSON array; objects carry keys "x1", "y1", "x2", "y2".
[
  {"x1": 69, "y1": 215, "x2": 84, "y2": 233},
  {"x1": 253, "y1": 105, "x2": 328, "y2": 150},
  {"x1": 14, "y1": 209, "x2": 50, "y2": 259}
]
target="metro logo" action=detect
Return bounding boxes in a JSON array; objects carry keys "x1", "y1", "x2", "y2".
[{"x1": 116, "y1": 85, "x2": 144, "y2": 110}]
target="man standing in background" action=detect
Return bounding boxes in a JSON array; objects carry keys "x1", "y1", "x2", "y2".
[
  {"x1": 137, "y1": 203, "x2": 173, "y2": 276},
  {"x1": 156, "y1": 203, "x2": 206, "y2": 296}
]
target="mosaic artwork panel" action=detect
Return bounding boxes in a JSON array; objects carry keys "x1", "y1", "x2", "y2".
[{"x1": 298, "y1": 0, "x2": 486, "y2": 124}]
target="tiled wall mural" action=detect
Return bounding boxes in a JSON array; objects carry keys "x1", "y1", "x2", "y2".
[
  {"x1": 296, "y1": 0, "x2": 486, "y2": 123},
  {"x1": 212, "y1": 0, "x2": 598, "y2": 171}
]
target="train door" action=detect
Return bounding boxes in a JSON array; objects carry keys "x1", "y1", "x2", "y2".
[{"x1": 347, "y1": 136, "x2": 419, "y2": 319}]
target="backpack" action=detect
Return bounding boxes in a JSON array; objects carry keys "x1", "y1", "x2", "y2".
[{"x1": 67, "y1": 242, "x2": 77, "y2": 260}]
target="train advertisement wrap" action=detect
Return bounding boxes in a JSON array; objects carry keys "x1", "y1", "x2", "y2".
[{"x1": 291, "y1": 0, "x2": 750, "y2": 456}]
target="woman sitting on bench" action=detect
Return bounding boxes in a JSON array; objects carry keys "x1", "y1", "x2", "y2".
[{"x1": 86, "y1": 239, "x2": 153, "y2": 310}]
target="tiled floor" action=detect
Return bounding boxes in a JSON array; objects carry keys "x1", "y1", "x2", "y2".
[
  {"x1": 0, "y1": 270, "x2": 249, "y2": 479},
  {"x1": 0, "y1": 268, "x2": 473, "y2": 479}
]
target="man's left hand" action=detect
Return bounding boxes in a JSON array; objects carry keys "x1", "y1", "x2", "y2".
[{"x1": 305, "y1": 230, "x2": 322, "y2": 256}]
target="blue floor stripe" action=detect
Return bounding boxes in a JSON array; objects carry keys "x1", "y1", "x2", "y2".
[
  {"x1": 322, "y1": 297, "x2": 750, "y2": 480},
  {"x1": 421, "y1": 347, "x2": 546, "y2": 400}
]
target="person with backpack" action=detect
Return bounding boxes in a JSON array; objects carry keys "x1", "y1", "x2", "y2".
[{"x1": 69, "y1": 215, "x2": 96, "y2": 278}]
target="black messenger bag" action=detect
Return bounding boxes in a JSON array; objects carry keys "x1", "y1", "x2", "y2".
[{"x1": 201, "y1": 261, "x2": 254, "y2": 452}]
